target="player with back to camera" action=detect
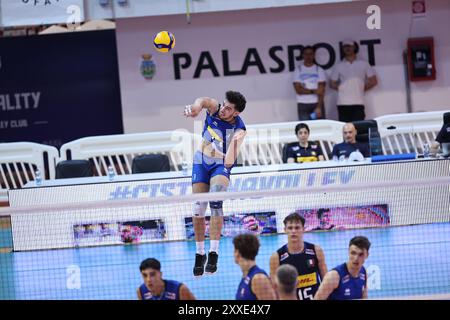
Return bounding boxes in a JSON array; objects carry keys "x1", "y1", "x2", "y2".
[
  {"x1": 233, "y1": 233, "x2": 276, "y2": 300},
  {"x1": 184, "y1": 91, "x2": 247, "y2": 277},
  {"x1": 270, "y1": 213, "x2": 327, "y2": 300},
  {"x1": 274, "y1": 264, "x2": 299, "y2": 300}
]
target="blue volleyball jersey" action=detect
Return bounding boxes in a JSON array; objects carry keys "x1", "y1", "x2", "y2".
[
  {"x1": 277, "y1": 242, "x2": 321, "y2": 300},
  {"x1": 139, "y1": 279, "x2": 181, "y2": 300},
  {"x1": 328, "y1": 263, "x2": 367, "y2": 300},
  {"x1": 236, "y1": 265, "x2": 268, "y2": 300},
  {"x1": 202, "y1": 105, "x2": 246, "y2": 157}
]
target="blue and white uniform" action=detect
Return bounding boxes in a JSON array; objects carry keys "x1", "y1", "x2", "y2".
[
  {"x1": 236, "y1": 265, "x2": 268, "y2": 300},
  {"x1": 139, "y1": 279, "x2": 182, "y2": 300},
  {"x1": 192, "y1": 105, "x2": 246, "y2": 184},
  {"x1": 328, "y1": 263, "x2": 367, "y2": 300}
]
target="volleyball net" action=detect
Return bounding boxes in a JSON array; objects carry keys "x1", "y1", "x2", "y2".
[{"x1": 0, "y1": 176, "x2": 449, "y2": 300}]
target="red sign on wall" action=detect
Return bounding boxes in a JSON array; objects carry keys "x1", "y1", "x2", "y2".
[{"x1": 412, "y1": 0, "x2": 426, "y2": 16}]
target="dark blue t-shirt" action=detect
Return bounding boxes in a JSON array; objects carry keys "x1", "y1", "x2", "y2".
[
  {"x1": 286, "y1": 142, "x2": 324, "y2": 163},
  {"x1": 236, "y1": 265, "x2": 268, "y2": 300},
  {"x1": 436, "y1": 123, "x2": 450, "y2": 143},
  {"x1": 332, "y1": 142, "x2": 370, "y2": 158},
  {"x1": 139, "y1": 280, "x2": 181, "y2": 300},
  {"x1": 328, "y1": 263, "x2": 367, "y2": 300}
]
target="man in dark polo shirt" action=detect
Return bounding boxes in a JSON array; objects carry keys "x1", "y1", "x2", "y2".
[
  {"x1": 286, "y1": 123, "x2": 325, "y2": 163},
  {"x1": 432, "y1": 121, "x2": 450, "y2": 155},
  {"x1": 436, "y1": 123, "x2": 450, "y2": 144},
  {"x1": 332, "y1": 123, "x2": 370, "y2": 160}
]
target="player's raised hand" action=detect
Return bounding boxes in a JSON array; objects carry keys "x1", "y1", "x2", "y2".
[{"x1": 183, "y1": 104, "x2": 202, "y2": 118}]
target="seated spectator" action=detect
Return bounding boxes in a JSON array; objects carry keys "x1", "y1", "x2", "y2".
[
  {"x1": 286, "y1": 123, "x2": 325, "y2": 163},
  {"x1": 332, "y1": 123, "x2": 370, "y2": 159},
  {"x1": 435, "y1": 120, "x2": 450, "y2": 143},
  {"x1": 431, "y1": 118, "x2": 450, "y2": 155}
]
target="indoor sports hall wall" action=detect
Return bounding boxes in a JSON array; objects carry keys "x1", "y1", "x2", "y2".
[{"x1": 115, "y1": 0, "x2": 450, "y2": 134}]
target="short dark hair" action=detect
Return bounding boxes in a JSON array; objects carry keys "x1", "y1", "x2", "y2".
[
  {"x1": 140, "y1": 258, "x2": 161, "y2": 272},
  {"x1": 276, "y1": 264, "x2": 298, "y2": 295},
  {"x1": 342, "y1": 42, "x2": 359, "y2": 56},
  {"x1": 317, "y1": 208, "x2": 330, "y2": 220},
  {"x1": 303, "y1": 45, "x2": 315, "y2": 53},
  {"x1": 283, "y1": 213, "x2": 305, "y2": 227},
  {"x1": 226, "y1": 90, "x2": 246, "y2": 113},
  {"x1": 295, "y1": 123, "x2": 310, "y2": 135},
  {"x1": 233, "y1": 233, "x2": 260, "y2": 260},
  {"x1": 349, "y1": 236, "x2": 371, "y2": 252}
]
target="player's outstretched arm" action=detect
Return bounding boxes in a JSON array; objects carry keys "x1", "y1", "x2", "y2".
[
  {"x1": 224, "y1": 129, "x2": 246, "y2": 168},
  {"x1": 184, "y1": 97, "x2": 219, "y2": 118},
  {"x1": 315, "y1": 245, "x2": 328, "y2": 280},
  {"x1": 179, "y1": 284, "x2": 196, "y2": 300},
  {"x1": 314, "y1": 270, "x2": 339, "y2": 300},
  {"x1": 252, "y1": 274, "x2": 277, "y2": 300}
]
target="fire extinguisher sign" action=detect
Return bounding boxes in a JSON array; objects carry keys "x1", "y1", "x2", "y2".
[{"x1": 412, "y1": 0, "x2": 426, "y2": 17}]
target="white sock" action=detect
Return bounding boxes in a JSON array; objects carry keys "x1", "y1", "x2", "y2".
[
  {"x1": 196, "y1": 241, "x2": 205, "y2": 255},
  {"x1": 209, "y1": 240, "x2": 219, "y2": 254}
]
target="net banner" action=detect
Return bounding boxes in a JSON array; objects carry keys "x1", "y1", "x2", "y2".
[
  {"x1": 8, "y1": 159, "x2": 450, "y2": 207},
  {"x1": 184, "y1": 212, "x2": 278, "y2": 240},
  {"x1": 299, "y1": 204, "x2": 390, "y2": 232},
  {"x1": 73, "y1": 219, "x2": 167, "y2": 248}
]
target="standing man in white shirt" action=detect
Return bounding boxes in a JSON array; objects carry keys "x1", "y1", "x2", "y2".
[
  {"x1": 293, "y1": 46, "x2": 326, "y2": 120},
  {"x1": 330, "y1": 39, "x2": 378, "y2": 122}
]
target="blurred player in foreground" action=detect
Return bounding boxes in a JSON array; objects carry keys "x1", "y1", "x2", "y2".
[
  {"x1": 274, "y1": 264, "x2": 299, "y2": 300},
  {"x1": 137, "y1": 258, "x2": 195, "y2": 300},
  {"x1": 234, "y1": 233, "x2": 276, "y2": 300}
]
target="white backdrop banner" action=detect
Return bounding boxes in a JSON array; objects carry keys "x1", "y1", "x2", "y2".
[
  {"x1": 1, "y1": 0, "x2": 84, "y2": 27},
  {"x1": 8, "y1": 159, "x2": 449, "y2": 206}
]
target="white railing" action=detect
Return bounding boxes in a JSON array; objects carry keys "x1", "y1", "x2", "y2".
[
  {"x1": 375, "y1": 111, "x2": 447, "y2": 155},
  {"x1": 59, "y1": 130, "x2": 197, "y2": 175},
  {"x1": 0, "y1": 142, "x2": 59, "y2": 196},
  {"x1": 59, "y1": 120, "x2": 344, "y2": 173},
  {"x1": 0, "y1": 111, "x2": 447, "y2": 196}
]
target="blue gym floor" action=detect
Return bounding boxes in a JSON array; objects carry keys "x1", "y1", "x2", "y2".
[{"x1": 1, "y1": 222, "x2": 450, "y2": 300}]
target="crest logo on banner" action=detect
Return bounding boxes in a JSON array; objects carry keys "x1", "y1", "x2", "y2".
[{"x1": 140, "y1": 54, "x2": 156, "y2": 80}]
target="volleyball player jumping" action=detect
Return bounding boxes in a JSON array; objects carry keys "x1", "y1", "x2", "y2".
[{"x1": 184, "y1": 91, "x2": 247, "y2": 277}]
